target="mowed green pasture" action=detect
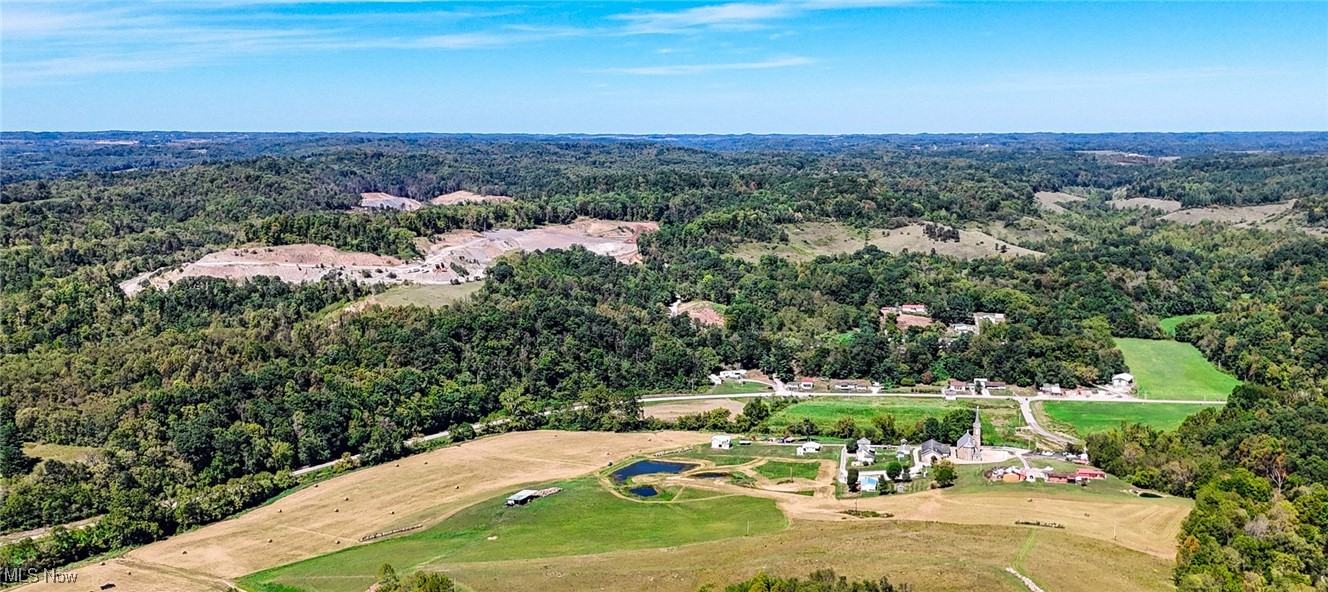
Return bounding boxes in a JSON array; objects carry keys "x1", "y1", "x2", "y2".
[
  {"x1": 238, "y1": 476, "x2": 785, "y2": 592},
  {"x1": 1038, "y1": 401, "x2": 1215, "y2": 435},
  {"x1": 708, "y1": 380, "x2": 774, "y2": 395},
  {"x1": 755, "y1": 460, "x2": 821, "y2": 480},
  {"x1": 1158, "y1": 313, "x2": 1215, "y2": 336},
  {"x1": 1114, "y1": 338, "x2": 1239, "y2": 401},
  {"x1": 765, "y1": 397, "x2": 1025, "y2": 446}
]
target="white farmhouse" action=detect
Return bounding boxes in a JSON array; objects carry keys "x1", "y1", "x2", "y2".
[{"x1": 711, "y1": 435, "x2": 733, "y2": 450}]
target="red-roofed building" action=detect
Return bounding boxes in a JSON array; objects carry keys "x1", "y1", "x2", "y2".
[{"x1": 1076, "y1": 467, "x2": 1107, "y2": 480}]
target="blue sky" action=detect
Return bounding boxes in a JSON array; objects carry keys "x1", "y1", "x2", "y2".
[{"x1": 2, "y1": 1, "x2": 1326, "y2": 132}]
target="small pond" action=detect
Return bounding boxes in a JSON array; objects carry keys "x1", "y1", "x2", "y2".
[
  {"x1": 610, "y1": 460, "x2": 696, "y2": 482},
  {"x1": 629, "y1": 486, "x2": 658, "y2": 497}
]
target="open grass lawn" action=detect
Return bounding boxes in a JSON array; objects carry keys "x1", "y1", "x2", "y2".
[
  {"x1": 765, "y1": 397, "x2": 1025, "y2": 447},
  {"x1": 22, "y1": 442, "x2": 100, "y2": 463},
  {"x1": 1158, "y1": 313, "x2": 1215, "y2": 336},
  {"x1": 671, "y1": 442, "x2": 839, "y2": 462},
  {"x1": 1115, "y1": 338, "x2": 1240, "y2": 401},
  {"x1": 1038, "y1": 401, "x2": 1214, "y2": 435},
  {"x1": 366, "y1": 282, "x2": 483, "y2": 308},
  {"x1": 755, "y1": 460, "x2": 820, "y2": 480},
  {"x1": 239, "y1": 475, "x2": 786, "y2": 592},
  {"x1": 707, "y1": 381, "x2": 774, "y2": 395}
]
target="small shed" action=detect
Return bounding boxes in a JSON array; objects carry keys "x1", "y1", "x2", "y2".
[
  {"x1": 711, "y1": 435, "x2": 733, "y2": 450},
  {"x1": 506, "y1": 490, "x2": 539, "y2": 506},
  {"x1": 1112, "y1": 373, "x2": 1135, "y2": 388}
]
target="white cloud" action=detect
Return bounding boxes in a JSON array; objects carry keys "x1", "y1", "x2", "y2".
[
  {"x1": 613, "y1": 3, "x2": 794, "y2": 34},
  {"x1": 598, "y1": 56, "x2": 814, "y2": 75}
]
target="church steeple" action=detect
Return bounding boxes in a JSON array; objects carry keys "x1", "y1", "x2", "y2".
[{"x1": 972, "y1": 408, "x2": 982, "y2": 449}]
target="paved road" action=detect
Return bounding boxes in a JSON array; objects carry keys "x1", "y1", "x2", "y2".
[{"x1": 1017, "y1": 397, "x2": 1078, "y2": 446}]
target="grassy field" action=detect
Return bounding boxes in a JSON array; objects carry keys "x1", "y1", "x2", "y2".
[
  {"x1": 1115, "y1": 337, "x2": 1240, "y2": 401},
  {"x1": 731, "y1": 222, "x2": 1040, "y2": 263},
  {"x1": 1158, "y1": 313, "x2": 1215, "y2": 336},
  {"x1": 239, "y1": 475, "x2": 786, "y2": 592},
  {"x1": 1038, "y1": 401, "x2": 1213, "y2": 435},
  {"x1": 671, "y1": 442, "x2": 839, "y2": 462},
  {"x1": 22, "y1": 442, "x2": 100, "y2": 462},
  {"x1": 754, "y1": 460, "x2": 820, "y2": 480},
  {"x1": 708, "y1": 381, "x2": 774, "y2": 395},
  {"x1": 362, "y1": 282, "x2": 482, "y2": 309},
  {"x1": 765, "y1": 397, "x2": 1025, "y2": 446}
]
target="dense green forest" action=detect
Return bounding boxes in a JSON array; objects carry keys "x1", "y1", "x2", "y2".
[{"x1": 1, "y1": 134, "x2": 1326, "y2": 585}]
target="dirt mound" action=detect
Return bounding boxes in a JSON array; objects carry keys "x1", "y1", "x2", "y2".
[
  {"x1": 359, "y1": 192, "x2": 423, "y2": 211},
  {"x1": 431, "y1": 190, "x2": 515, "y2": 206}
]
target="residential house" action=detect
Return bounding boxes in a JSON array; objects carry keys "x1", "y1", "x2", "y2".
[
  {"x1": 973, "y1": 312, "x2": 1006, "y2": 333},
  {"x1": 855, "y1": 438, "x2": 876, "y2": 463},
  {"x1": 718, "y1": 369, "x2": 749, "y2": 380},
  {"x1": 796, "y1": 441, "x2": 823, "y2": 456},
  {"x1": 711, "y1": 435, "x2": 732, "y2": 450}
]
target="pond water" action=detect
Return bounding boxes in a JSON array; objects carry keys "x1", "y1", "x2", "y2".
[
  {"x1": 610, "y1": 460, "x2": 695, "y2": 482},
  {"x1": 629, "y1": 486, "x2": 658, "y2": 497},
  {"x1": 692, "y1": 472, "x2": 729, "y2": 479}
]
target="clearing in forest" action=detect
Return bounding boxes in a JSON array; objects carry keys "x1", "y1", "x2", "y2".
[
  {"x1": 1114, "y1": 338, "x2": 1240, "y2": 401},
  {"x1": 118, "y1": 219, "x2": 657, "y2": 296},
  {"x1": 344, "y1": 282, "x2": 483, "y2": 311},
  {"x1": 1158, "y1": 313, "x2": 1215, "y2": 336},
  {"x1": 732, "y1": 222, "x2": 1041, "y2": 263},
  {"x1": 1037, "y1": 401, "x2": 1214, "y2": 435},
  {"x1": 1159, "y1": 200, "x2": 1295, "y2": 227},
  {"x1": 1033, "y1": 191, "x2": 1085, "y2": 213},
  {"x1": 1110, "y1": 198, "x2": 1183, "y2": 212}
]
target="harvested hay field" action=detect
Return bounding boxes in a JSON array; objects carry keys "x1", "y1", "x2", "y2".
[
  {"x1": 1160, "y1": 200, "x2": 1295, "y2": 226},
  {"x1": 1033, "y1": 191, "x2": 1085, "y2": 213},
  {"x1": 18, "y1": 431, "x2": 708, "y2": 592},
  {"x1": 438, "y1": 519, "x2": 1175, "y2": 592},
  {"x1": 119, "y1": 219, "x2": 657, "y2": 296},
  {"x1": 358, "y1": 192, "x2": 423, "y2": 211},
  {"x1": 644, "y1": 398, "x2": 747, "y2": 421},
  {"x1": 1110, "y1": 197, "x2": 1183, "y2": 213},
  {"x1": 430, "y1": 190, "x2": 514, "y2": 206},
  {"x1": 732, "y1": 222, "x2": 1040, "y2": 263}
]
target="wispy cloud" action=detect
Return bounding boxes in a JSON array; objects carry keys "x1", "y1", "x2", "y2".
[
  {"x1": 598, "y1": 56, "x2": 815, "y2": 76},
  {"x1": 610, "y1": 0, "x2": 917, "y2": 34},
  {"x1": 613, "y1": 3, "x2": 795, "y2": 34}
]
